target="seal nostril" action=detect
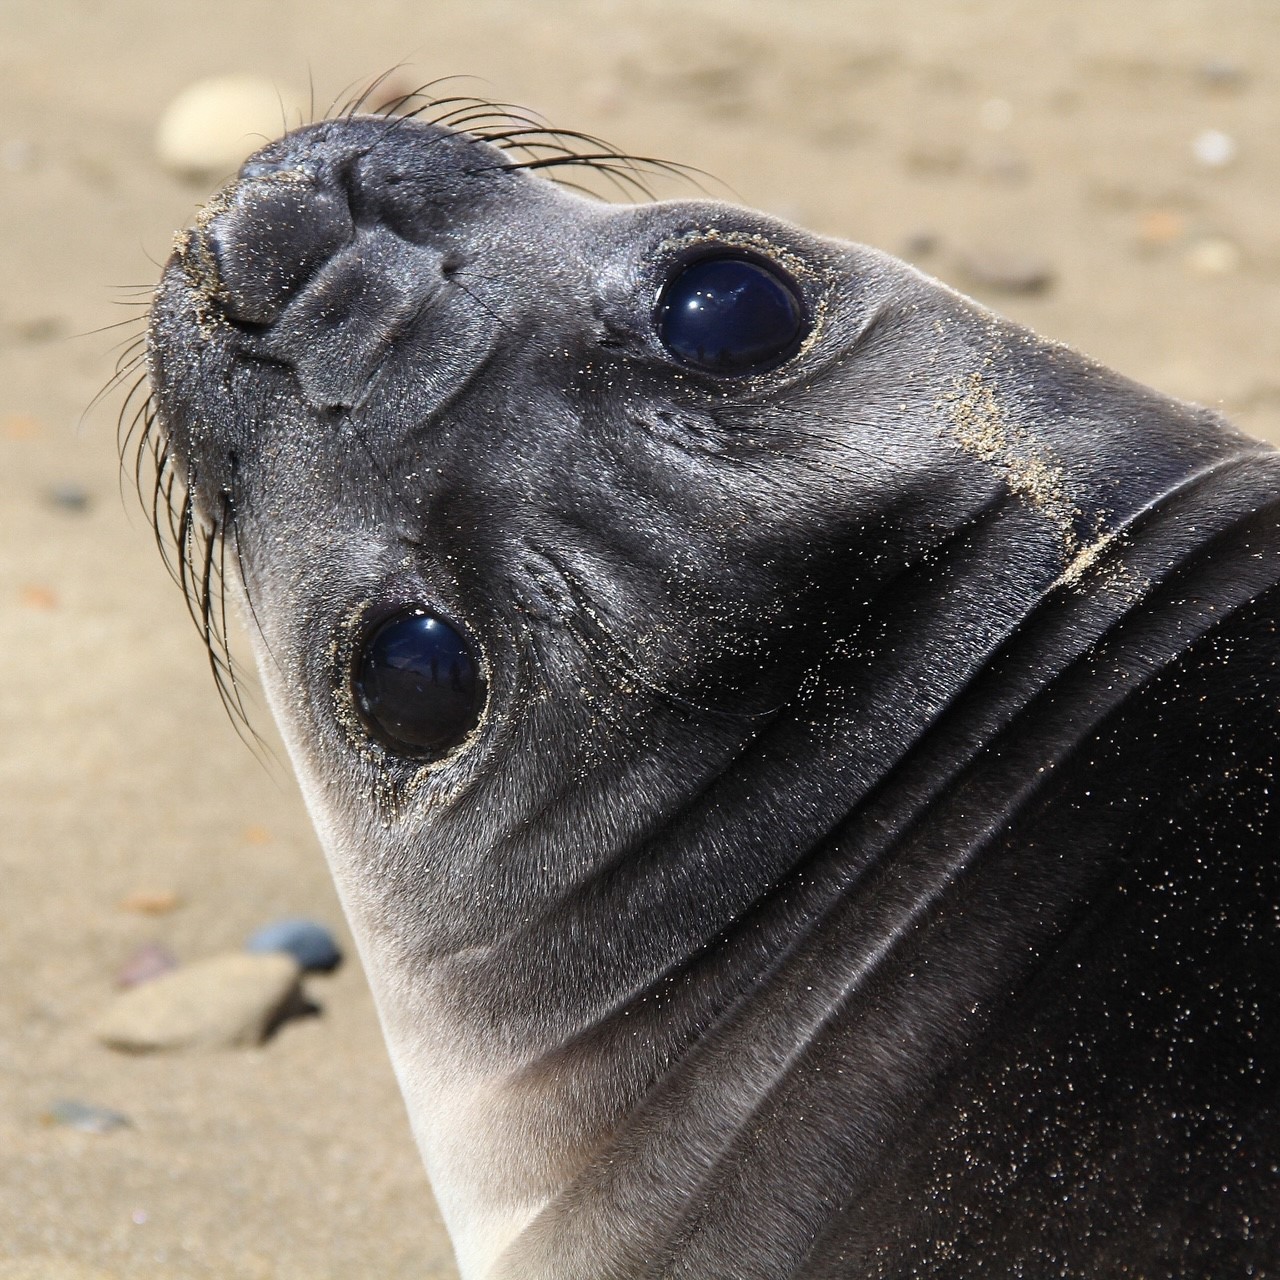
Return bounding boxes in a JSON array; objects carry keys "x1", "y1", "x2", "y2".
[{"x1": 207, "y1": 177, "x2": 354, "y2": 327}]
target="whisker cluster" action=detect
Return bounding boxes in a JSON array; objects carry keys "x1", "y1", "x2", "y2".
[
  {"x1": 111, "y1": 330, "x2": 264, "y2": 752},
  {"x1": 342, "y1": 77, "x2": 709, "y2": 202}
]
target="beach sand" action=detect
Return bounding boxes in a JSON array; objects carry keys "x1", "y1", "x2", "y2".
[{"x1": 2, "y1": 1, "x2": 1278, "y2": 1274}]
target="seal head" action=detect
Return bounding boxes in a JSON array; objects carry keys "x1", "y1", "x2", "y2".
[{"x1": 146, "y1": 112, "x2": 1280, "y2": 1278}]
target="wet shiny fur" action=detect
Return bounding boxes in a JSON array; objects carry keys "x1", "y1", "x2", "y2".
[{"x1": 143, "y1": 108, "x2": 1280, "y2": 1277}]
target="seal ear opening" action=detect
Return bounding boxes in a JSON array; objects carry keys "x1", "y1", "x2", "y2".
[
  {"x1": 351, "y1": 608, "x2": 485, "y2": 759},
  {"x1": 655, "y1": 253, "x2": 807, "y2": 375}
]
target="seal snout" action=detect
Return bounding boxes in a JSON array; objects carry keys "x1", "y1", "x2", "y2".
[
  {"x1": 202, "y1": 169, "x2": 354, "y2": 327},
  {"x1": 188, "y1": 136, "x2": 469, "y2": 410}
]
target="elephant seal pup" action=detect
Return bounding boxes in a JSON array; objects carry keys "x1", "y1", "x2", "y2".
[{"x1": 143, "y1": 109, "x2": 1280, "y2": 1278}]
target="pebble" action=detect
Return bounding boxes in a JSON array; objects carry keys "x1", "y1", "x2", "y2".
[
  {"x1": 94, "y1": 951, "x2": 306, "y2": 1052},
  {"x1": 1185, "y1": 236, "x2": 1241, "y2": 275},
  {"x1": 10, "y1": 315, "x2": 64, "y2": 343},
  {"x1": 247, "y1": 918, "x2": 343, "y2": 973},
  {"x1": 117, "y1": 888, "x2": 182, "y2": 915},
  {"x1": 1135, "y1": 209, "x2": 1187, "y2": 249},
  {"x1": 18, "y1": 584, "x2": 58, "y2": 611},
  {"x1": 902, "y1": 230, "x2": 940, "y2": 259},
  {"x1": 1, "y1": 414, "x2": 41, "y2": 439},
  {"x1": 956, "y1": 249, "x2": 1054, "y2": 296},
  {"x1": 1196, "y1": 59, "x2": 1247, "y2": 91},
  {"x1": 115, "y1": 942, "x2": 179, "y2": 989},
  {"x1": 41, "y1": 1099, "x2": 131, "y2": 1134},
  {"x1": 1191, "y1": 128, "x2": 1237, "y2": 168},
  {"x1": 155, "y1": 75, "x2": 308, "y2": 180},
  {"x1": 45, "y1": 483, "x2": 90, "y2": 513}
]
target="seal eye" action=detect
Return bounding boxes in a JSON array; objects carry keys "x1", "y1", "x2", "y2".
[
  {"x1": 353, "y1": 610, "x2": 483, "y2": 758},
  {"x1": 657, "y1": 255, "x2": 806, "y2": 374}
]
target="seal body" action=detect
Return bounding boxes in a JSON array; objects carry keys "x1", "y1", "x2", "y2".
[{"x1": 145, "y1": 112, "x2": 1280, "y2": 1278}]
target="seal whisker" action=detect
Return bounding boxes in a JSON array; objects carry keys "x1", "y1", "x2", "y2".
[
  {"x1": 212, "y1": 490, "x2": 274, "y2": 757},
  {"x1": 425, "y1": 99, "x2": 550, "y2": 132},
  {"x1": 365, "y1": 76, "x2": 499, "y2": 121},
  {"x1": 114, "y1": 377, "x2": 156, "y2": 507},
  {"x1": 486, "y1": 129, "x2": 712, "y2": 196},
  {"x1": 83, "y1": 312, "x2": 151, "y2": 337},
  {"x1": 87, "y1": 328, "x2": 150, "y2": 433},
  {"x1": 487, "y1": 153, "x2": 667, "y2": 201},
  {"x1": 105, "y1": 364, "x2": 150, "y2": 445},
  {"x1": 468, "y1": 134, "x2": 656, "y2": 201},
  {"x1": 334, "y1": 65, "x2": 411, "y2": 121},
  {"x1": 225, "y1": 492, "x2": 286, "y2": 682}
]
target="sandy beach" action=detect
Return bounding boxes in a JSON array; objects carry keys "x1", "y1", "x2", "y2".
[{"x1": 2, "y1": 1, "x2": 1278, "y2": 1274}]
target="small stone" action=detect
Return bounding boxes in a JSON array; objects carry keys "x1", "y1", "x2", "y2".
[
  {"x1": 18, "y1": 584, "x2": 58, "y2": 611},
  {"x1": 117, "y1": 888, "x2": 182, "y2": 915},
  {"x1": 11, "y1": 315, "x2": 65, "y2": 343},
  {"x1": 94, "y1": 951, "x2": 306, "y2": 1052},
  {"x1": 975, "y1": 149, "x2": 1030, "y2": 184},
  {"x1": 45, "y1": 483, "x2": 90, "y2": 513},
  {"x1": 1196, "y1": 59, "x2": 1247, "y2": 91},
  {"x1": 1136, "y1": 209, "x2": 1187, "y2": 249},
  {"x1": 115, "y1": 942, "x2": 179, "y2": 989},
  {"x1": 1185, "y1": 237, "x2": 1241, "y2": 275},
  {"x1": 1, "y1": 414, "x2": 41, "y2": 439},
  {"x1": 956, "y1": 249, "x2": 1054, "y2": 296},
  {"x1": 902, "y1": 230, "x2": 940, "y2": 259},
  {"x1": 1191, "y1": 128, "x2": 1237, "y2": 168},
  {"x1": 247, "y1": 918, "x2": 343, "y2": 973},
  {"x1": 903, "y1": 142, "x2": 965, "y2": 176},
  {"x1": 41, "y1": 1099, "x2": 131, "y2": 1134},
  {"x1": 155, "y1": 75, "x2": 308, "y2": 180}
]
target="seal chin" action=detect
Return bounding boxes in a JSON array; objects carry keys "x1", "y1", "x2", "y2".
[{"x1": 145, "y1": 107, "x2": 1280, "y2": 1278}]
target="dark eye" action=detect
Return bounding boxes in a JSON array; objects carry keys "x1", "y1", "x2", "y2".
[
  {"x1": 656, "y1": 254, "x2": 806, "y2": 375},
  {"x1": 353, "y1": 610, "x2": 484, "y2": 758}
]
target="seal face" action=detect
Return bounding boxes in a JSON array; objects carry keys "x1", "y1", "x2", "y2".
[{"x1": 143, "y1": 107, "x2": 1280, "y2": 1279}]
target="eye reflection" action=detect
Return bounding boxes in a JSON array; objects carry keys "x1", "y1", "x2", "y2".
[
  {"x1": 657, "y1": 254, "x2": 806, "y2": 375},
  {"x1": 353, "y1": 609, "x2": 483, "y2": 758}
]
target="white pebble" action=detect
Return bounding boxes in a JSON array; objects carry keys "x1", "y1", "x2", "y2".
[
  {"x1": 1191, "y1": 128, "x2": 1237, "y2": 168},
  {"x1": 1185, "y1": 237, "x2": 1241, "y2": 275},
  {"x1": 155, "y1": 75, "x2": 308, "y2": 180}
]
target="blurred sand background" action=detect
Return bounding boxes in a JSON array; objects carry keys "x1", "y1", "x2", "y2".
[{"x1": 2, "y1": 1, "x2": 1278, "y2": 1275}]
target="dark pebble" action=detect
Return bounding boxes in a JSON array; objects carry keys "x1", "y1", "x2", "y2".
[
  {"x1": 46, "y1": 482, "x2": 91, "y2": 513},
  {"x1": 246, "y1": 918, "x2": 343, "y2": 973},
  {"x1": 956, "y1": 249, "x2": 1055, "y2": 296},
  {"x1": 44, "y1": 1099, "x2": 131, "y2": 1134},
  {"x1": 1196, "y1": 59, "x2": 1247, "y2": 91},
  {"x1": 902, "y1": 230, "x2": 940, "y2": 259}
]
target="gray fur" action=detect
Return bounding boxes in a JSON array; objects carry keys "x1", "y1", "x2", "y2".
[{"x1": 146, "y1": 113, "x2": 1280, "y2": 1278}]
